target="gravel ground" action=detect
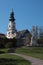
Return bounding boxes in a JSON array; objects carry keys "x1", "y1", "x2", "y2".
[{"x1": 10, "y1": 53, "x2": 43, "y2": 65}]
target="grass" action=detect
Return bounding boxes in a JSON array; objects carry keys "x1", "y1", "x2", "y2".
[
  {"x1": 0, "y1": 47, "x2": 43, "y2": 62},
  {"x1": 16, "y1": 47, "x2": 43, "y2": 60},
  {"x1": 0, "y1": 48, "x2": 9, "y2": 53},
  {"x1": 0, "y1": 54, "x2": 31, "y2": 65}
]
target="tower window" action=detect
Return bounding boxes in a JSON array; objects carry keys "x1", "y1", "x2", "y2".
[
  {"x1": 9, "y1": 25, "x2": 10, "y2": 27},
  {"x1": 8, "y1": 32, "x2": 10, "y2": 34}
]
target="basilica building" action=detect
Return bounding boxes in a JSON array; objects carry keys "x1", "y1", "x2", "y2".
[
  {"x1": 6, "y1": 10, "x2": 31, "y2": 46},
  {"x1": 0, "y1": 10, "x2": 32, "y2": 47},
  {"x1": 0, "y1": 10, "x2": 42, "y2": 47}
]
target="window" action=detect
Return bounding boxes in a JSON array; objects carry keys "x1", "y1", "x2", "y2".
[
  {"x1": 9, "y1": 25, "x2": 10, "y2": 27},
  {"x1": 8, "y1": 32, "x2": 10, "y2": 34}
]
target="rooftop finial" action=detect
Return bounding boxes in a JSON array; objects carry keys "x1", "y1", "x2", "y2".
[{"x1": 12, "y1": 8, "x2": 13, "y2": 12}]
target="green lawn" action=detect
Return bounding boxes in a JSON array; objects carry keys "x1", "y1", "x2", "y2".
[
  {"x1": 0, "y1": 48, "x2": 9, "y2": 53},
  {"x1": 0, "y1": 54, "x2": 31, "y2": 65},
  {"x1": 16, "y1": 47, "x2": 43, "y2": 60}
]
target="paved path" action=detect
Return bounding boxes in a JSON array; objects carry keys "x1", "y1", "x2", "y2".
[{"x1": 10, "y1": 53, "x2": 43, "y2": 65}]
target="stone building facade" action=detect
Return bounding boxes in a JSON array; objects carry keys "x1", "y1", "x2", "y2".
[{"x1": 6, "y1": 10, "x2": 31, "y2": 46}]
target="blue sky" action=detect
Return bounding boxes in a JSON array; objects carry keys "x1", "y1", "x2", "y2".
[{"x1": 0, "y1": 0, "x2": 43, "y2": 34}]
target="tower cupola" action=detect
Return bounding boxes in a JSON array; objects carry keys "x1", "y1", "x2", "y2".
[{"x1": 9, "y1": 9, "x2": 15, "y2": 21}]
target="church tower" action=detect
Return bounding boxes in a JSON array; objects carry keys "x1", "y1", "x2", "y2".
[{"x1": 6, "y1": 10, "x2": 17, "y2": 39}]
